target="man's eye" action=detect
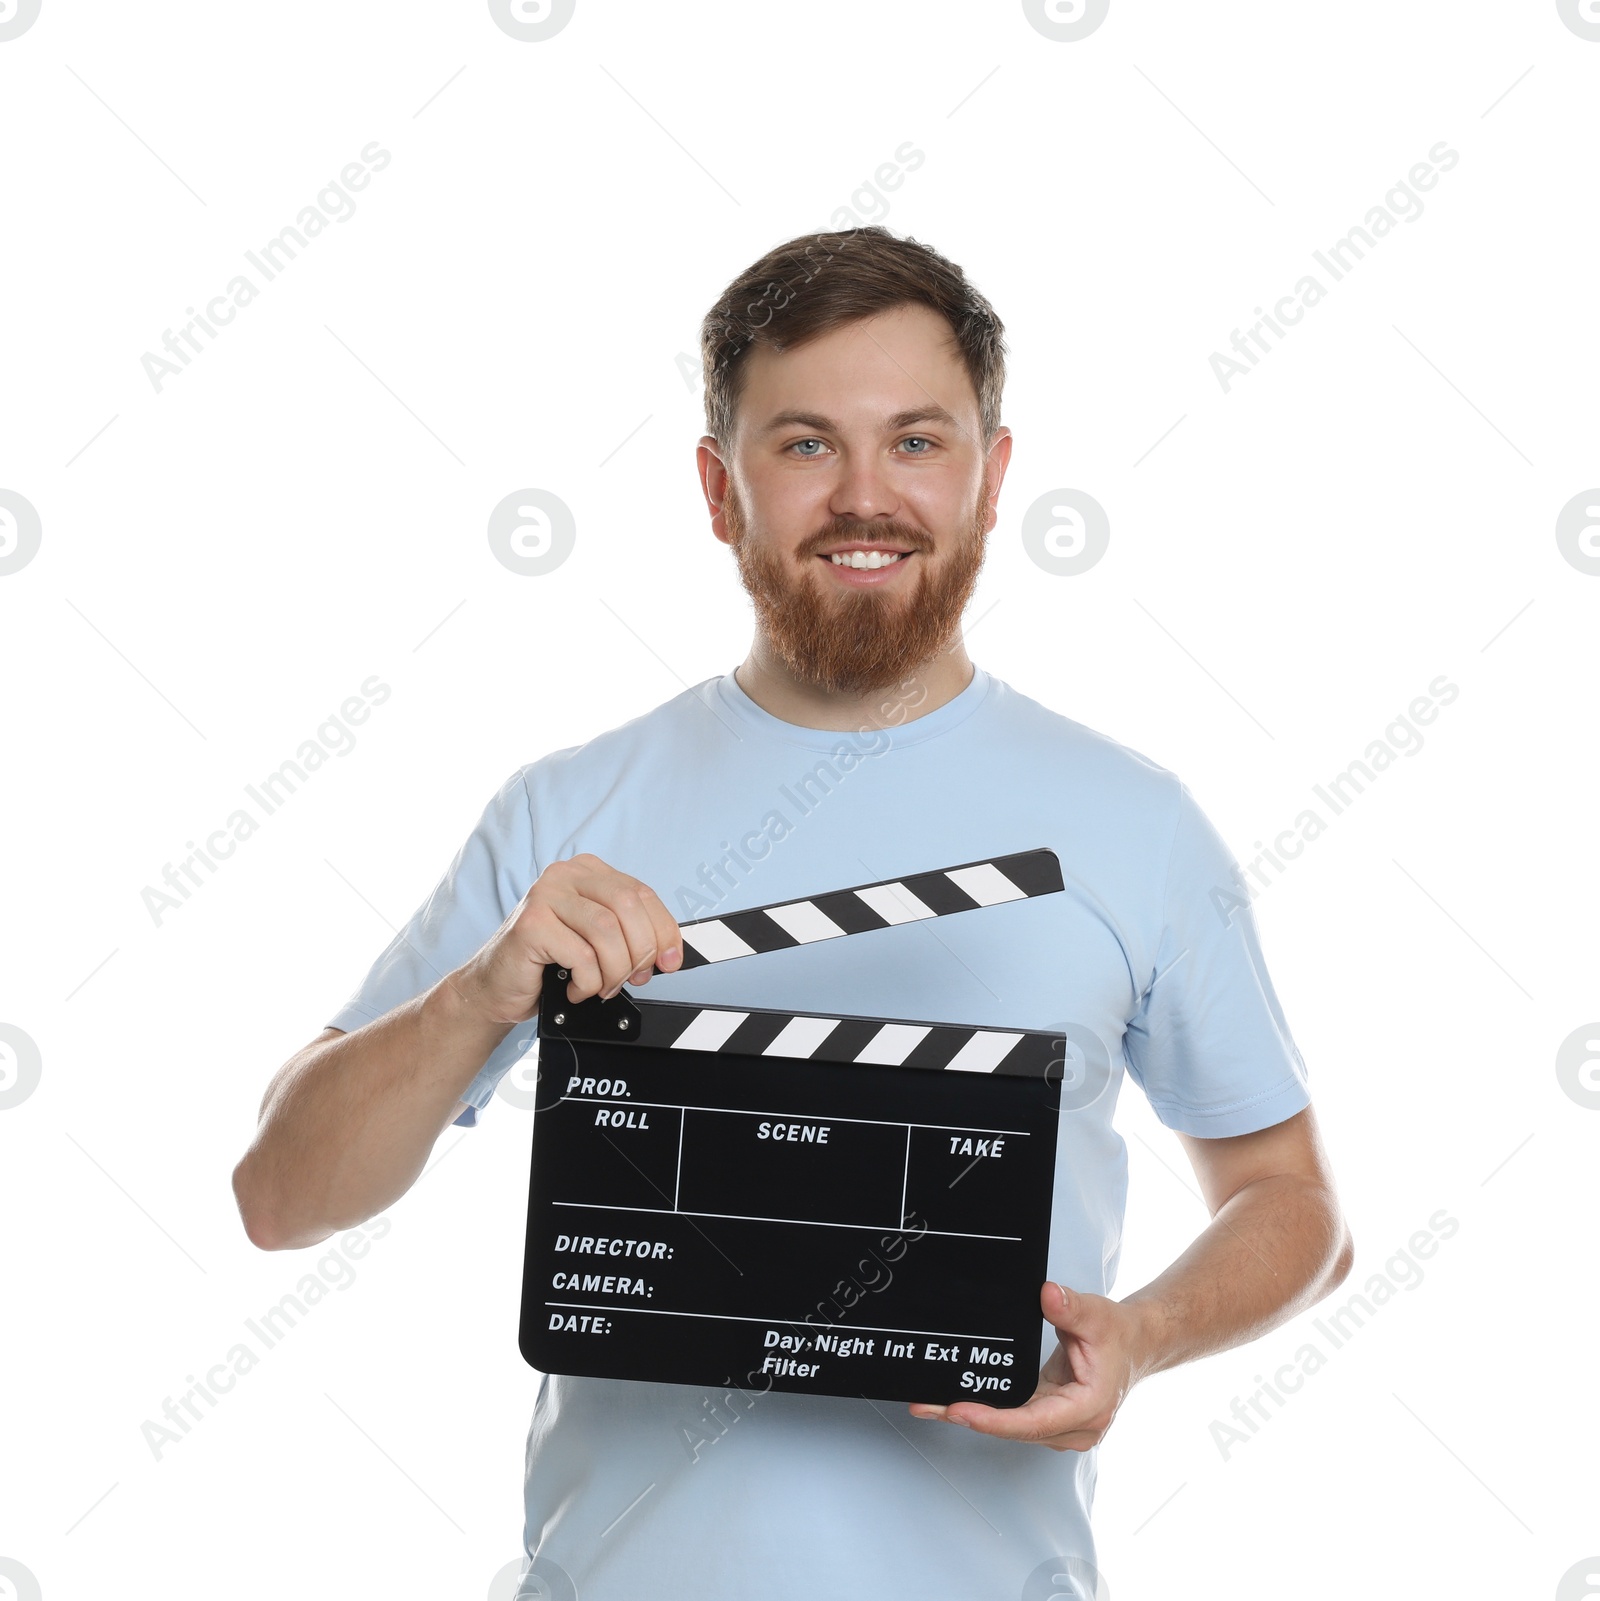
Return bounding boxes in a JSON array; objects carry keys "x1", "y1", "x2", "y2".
[
  {"x1": 790, "y1": 439, "x2": 826, "y2": 457},
  {"x1": 900, "y1": 436, "x2": 933, "y2": 454}
]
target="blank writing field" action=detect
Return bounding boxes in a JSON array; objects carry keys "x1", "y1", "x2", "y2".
[{"x1": 674, "y1": 1108, "x2": 904, "y2": 1228}]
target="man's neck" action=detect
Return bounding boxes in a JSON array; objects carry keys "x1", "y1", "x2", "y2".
[{"x1": 732, "y1": 639, "x2": 976, "y2": 732}]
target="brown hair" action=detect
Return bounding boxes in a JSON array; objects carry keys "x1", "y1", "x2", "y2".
[{"x1": 699, "y1": 226, "x2": 1007, "y2": 451}]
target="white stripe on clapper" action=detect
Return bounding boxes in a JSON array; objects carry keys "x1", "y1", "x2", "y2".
[
  {"x1": 681, "y1": 921, "x2": 757, "y2": 964},
  {"x1": 763, "y1": 899, "x2": 848, "y2": 945},
  {"x1": 852, "y1": 1023, "x2": 932, "y2": 1065},
  {"x1": 945, "y1": 862, "x2": 1027, "y2": 906},
  {"x1": 671, "y1": 1010, "x2": 750, "y2": 1051},
  {"x1": 854, "y1": 882, "x2": 935, "y2": 925},
  {"x1": 763, "y1": 1015, "x2": 842, "y2": 1056},
  {"x1": 944, "y1": 1031, "x2": 1025, "y2": 1073}
]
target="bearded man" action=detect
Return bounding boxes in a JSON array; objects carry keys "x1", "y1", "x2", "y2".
[{"x1": 234, "y1": 225, "x2": 1351, "y2": 1601}]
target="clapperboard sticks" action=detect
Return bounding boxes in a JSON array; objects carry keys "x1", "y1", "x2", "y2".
[{"x1": 541, "y1": 847, "x2": 1069, "y2": 1080}]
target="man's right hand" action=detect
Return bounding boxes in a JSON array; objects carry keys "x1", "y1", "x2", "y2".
[
  {"x1": 455, "y1": 853, "x2": 684, "y2": 1026},
  {"x1": 233, "y1": 853, "x2": 684, "y2": 1250}
]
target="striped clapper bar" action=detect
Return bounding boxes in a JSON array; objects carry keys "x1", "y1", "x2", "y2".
[
  {"x1": 519, "y1": 848, "x2": 1068, "y2": 1409},
  {"x1": 661, "y1": 845, "x2": 1066, "y2": 974}
]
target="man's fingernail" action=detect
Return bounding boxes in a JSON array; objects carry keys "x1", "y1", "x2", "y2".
[{"x1": 662, "y1": 947, "x2": 680, "y2": 968}]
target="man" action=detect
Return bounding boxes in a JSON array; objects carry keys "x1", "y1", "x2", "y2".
[{"x1": 233, "y1": 225, "x2": 1352, "y2": 1599}]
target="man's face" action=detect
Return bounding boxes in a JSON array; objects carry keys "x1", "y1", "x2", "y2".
[{"x1": 704, "y1": 303, "x2": 1010, "y2": 698}]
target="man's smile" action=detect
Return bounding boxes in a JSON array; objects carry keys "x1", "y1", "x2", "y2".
[{"x1": 814, "y1": 545, "x2": 919, "y2": 586}]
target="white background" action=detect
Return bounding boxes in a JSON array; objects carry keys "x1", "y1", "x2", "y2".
[{"x1": 2, "y1": 1, "x2": 1596, "y2": 1597}]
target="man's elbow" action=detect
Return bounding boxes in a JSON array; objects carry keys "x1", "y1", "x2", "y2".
[
  {"x1": 231, "y1": 1154, "x2": 330, "y2": 1253},
  {"x1": 1324, "y1": 1209, "x2": 1355, "y2": 1293},
  {"x1": 1291, "y1": 1176, "x2": 1354, "y2": 1307},
  {"x1": 232, "y1": 1156, "x2": 282, "y2": 1250}
]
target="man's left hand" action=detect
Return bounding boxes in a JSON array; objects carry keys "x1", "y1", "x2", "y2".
[{"x1": 908, "y1": 1282, "x2": 1153, "y2": 1451}]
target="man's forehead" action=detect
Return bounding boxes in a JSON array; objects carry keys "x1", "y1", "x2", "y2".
[{"x1": 738, "y1": 305, "x2": 978, "y2": 433}]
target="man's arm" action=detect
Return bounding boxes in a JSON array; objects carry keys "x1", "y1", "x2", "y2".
[
  {"x1": 231, "y1": 854, "x2": 684, "y2": 1253},
  {"x1": 230, "y1": 987, "x2": 516, "y2": 1253},
  {"x1": 909, "y1": 1104, "x2": 1353, "y2": 1448}
]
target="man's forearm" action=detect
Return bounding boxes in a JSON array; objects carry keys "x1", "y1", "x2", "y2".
[
  {"x1": 1120, "y1": 1173, "x2": 1354, "y2": 1381},
  {"x1": 233, "y1": 973, "x2": 515, "y2": 1251}
]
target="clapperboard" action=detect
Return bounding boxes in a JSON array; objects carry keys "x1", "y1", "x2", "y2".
[{"x1": 518, "y1": 849, "x2": 1068, "y2": 1408}]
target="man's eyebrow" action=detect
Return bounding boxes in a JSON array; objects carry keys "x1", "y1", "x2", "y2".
[{"x1": 757, "y1": 405, "x2": 961, "y2": 436}]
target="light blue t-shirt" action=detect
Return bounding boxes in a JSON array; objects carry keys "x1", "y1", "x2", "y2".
[{"x1": 327, "y1": 663, "x2": 1310, "y2": 1600}]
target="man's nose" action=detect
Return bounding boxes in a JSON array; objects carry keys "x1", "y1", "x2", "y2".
[{"x1": 828, "y1": 454, "x2": 900, "y2": 524}]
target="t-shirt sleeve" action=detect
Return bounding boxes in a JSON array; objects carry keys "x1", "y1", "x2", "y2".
[
  {"x1": 1121, "y1": 778, "x2": 1311, "y2": 1138},
  {"x1": 324, "y1": 766, "x2": 540, "y2": 1129}
]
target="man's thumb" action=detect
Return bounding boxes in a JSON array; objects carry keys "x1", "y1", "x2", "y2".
[{"x1": 1047, "y1": 1281, "x2": 1081, "y2": 1326}]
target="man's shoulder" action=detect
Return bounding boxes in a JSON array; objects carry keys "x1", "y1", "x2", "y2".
[{"x1": 984, "y1": 671, "x2": 1182, "y2": 799}]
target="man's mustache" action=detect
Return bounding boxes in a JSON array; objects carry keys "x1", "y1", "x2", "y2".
[{"x1": 801, "y1": 526, "x2": 933, "y2": 557}]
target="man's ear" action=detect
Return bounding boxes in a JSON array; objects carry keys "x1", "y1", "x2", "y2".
[
  {"x1": 698, "y1": 436, "x2": 734, "y2": 546},
  {"x1": 981, "y1": 427, "x2": 1014, "y2": 535}
]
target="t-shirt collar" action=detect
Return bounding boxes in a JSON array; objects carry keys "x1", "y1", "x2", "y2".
[{"x1": 708, "y1": 662, "x2": 992, "y2": 751}]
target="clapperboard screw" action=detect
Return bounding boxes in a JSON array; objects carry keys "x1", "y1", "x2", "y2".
[
  {"x1": 553, "y1": 1012, "x2": 566, "y2": 1025},
  {"x1": 617, "y1": 1018, "x2": 630, "y2": 1030}
]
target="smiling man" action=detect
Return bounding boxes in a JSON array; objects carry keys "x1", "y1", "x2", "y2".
[{"x1": 233, "y1": 225, "x2": 1352, "y2": 1600}]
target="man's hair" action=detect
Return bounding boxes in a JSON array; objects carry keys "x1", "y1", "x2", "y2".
[{"x1": 699, "y1": 226, "x2": 1006, "y2": 451}]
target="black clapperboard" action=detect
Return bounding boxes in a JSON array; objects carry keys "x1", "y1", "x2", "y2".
[{"x1": 518, "y1": 849, "x2": 1068, "y2": 1408}]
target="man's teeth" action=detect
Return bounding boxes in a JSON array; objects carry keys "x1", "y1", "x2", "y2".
[{"x1": 829, "y1": 550, "x2": 908, "y2": 569}]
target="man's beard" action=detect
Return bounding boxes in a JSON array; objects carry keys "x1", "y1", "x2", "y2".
[{"x1": 723, "y1": 470, "x2": 990, "y2": 698}]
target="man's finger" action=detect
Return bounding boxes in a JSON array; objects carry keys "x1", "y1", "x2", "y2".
[
  {"x1": 627, "y1": 879, "x2": 683, "y2": 978},
  {"x1": 1042, "y1": 1280, "x2": 1097, "y2": 1335},
  {"x1": 942, "y1": 1385, "x2": 1101, "y2": 1441},
  {"x1": 587, "y1": 876, "x2": 665, "y2": 996},
  {"x1": 552, "y1": 893, "x2": 636, "y2": 1001}
]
